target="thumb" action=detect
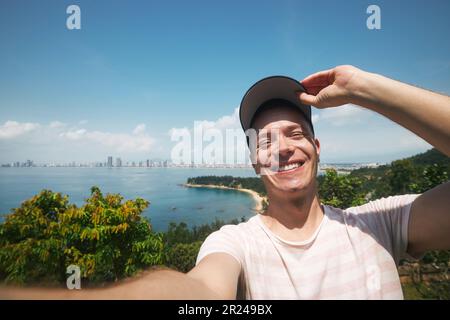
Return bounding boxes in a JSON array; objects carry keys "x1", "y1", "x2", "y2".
[{"x1": 298, "y1": 92, "x2": 318, "y2": 106}]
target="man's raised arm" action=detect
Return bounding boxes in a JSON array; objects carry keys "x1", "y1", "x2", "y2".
[
  {"x1": 298, "y1": 65, "x2": 450, "y2": 156},
  {"x1": 299, "y1": 65, "x2": 450, "y2": 256}
]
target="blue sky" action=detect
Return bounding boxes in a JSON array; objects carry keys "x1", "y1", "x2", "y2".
[{"x1": 0, "y1": 0, "x2": 449, "y2": 164}]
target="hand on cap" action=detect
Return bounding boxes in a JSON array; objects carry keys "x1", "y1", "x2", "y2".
[{"x1": 298, "y1": 65, "x2": 362, "y2": 108}]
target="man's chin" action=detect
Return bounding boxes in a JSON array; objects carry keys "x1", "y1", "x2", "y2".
[{"x1": 273, "y1": 183, "x2": 309, "y2": 195}]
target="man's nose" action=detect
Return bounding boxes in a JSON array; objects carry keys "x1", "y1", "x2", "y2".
[{"x1": 277, "y1": 135, "x2": 294, "y2": 156}]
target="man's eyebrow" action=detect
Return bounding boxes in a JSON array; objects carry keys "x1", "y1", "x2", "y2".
[
  {"x1": 284, "y1": 124, "x2": 303, "y2": 131},
  {"x1": 257, "y1": 124, "x2": 302, "y2": 134},
  {"x1": 258, "y1": 123, "x2": 305, "y2": 137}
]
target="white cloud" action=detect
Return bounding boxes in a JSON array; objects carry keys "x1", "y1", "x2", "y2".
[
  {"x1": 169, "y1": 107, "x2": 243, "y2": 146},
  {"x1": 311, "y1": 114, "x2": 319, "y2": 124},
  {"x1": 168, "y1": 105, "x2": 433, "y2": 164},
  {"x1": 314, "y1": 104, "x2": 370, "y2": 126},
  {"x1": 169, "y1": 108, "x2": 248, "y2": 165},
  {"x1": 59, "y1": 126, "x2": 154, "y2": 153},
  {"x1": 317, "y1": 121, "x2": 432, "y2": 163},
  {"x1": 0, "y1": 121, "x2": 40, "y2": 139},
  {"x1": 0, "y1": 120, "x2": 156, "y2": 163},
  {"x1": 169, "y1": 127, "x2": 190, "y2": 137},
  {"x1": 189, "y1": 107, "x2": 242, "y2": 132},
  {"x1": 132, "y1": 123, "x2": 147, "y2": 135},
  {"x1": 49, "y1": 121, "x2": 67, "y2": 128},
  {"x1": 59, "y1": 129, "x2": 87, "y2": 140}
]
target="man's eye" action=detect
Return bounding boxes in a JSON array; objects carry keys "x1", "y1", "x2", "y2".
[{"x1": 291, "y1": 132, "x2": 305, "y2": 138}]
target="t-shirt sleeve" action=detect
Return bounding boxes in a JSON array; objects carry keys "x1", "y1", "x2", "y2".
[
  {"x1": 195, "y1": 224, "x2": 244, "y2": 267},
  {"x1": 345, "y1": 194, "x2": 421, "y2": 265}
]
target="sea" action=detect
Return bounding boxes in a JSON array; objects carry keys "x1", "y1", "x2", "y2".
[{"x1": 0, "y1": 167, "x2": 259, "y2": 232}]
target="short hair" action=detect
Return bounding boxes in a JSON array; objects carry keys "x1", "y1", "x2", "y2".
[{"x1": 249, "y1": 99, "x2": 315, "y2": 136}]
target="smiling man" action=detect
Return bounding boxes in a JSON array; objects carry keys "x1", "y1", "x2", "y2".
[
  {"x1": 190, "y1": 65, "x2": 450, "y2": 299},
  {"x1": 1, "y1": 65, "x2": 449, "y2": 300}
]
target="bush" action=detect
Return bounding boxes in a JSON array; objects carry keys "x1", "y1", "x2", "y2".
[
  {"x1": 165, "y1": 241, "x2": 203, "y2": 273},
  {"x1": 162, "y1": 218, "x2": 244, "y2": 272},
  {"x1": 0, "y1": 186, "x2": 164, "y2": 286},
  {"x1": 318, "y1": 169, "x2": 366, "y2": 208}
]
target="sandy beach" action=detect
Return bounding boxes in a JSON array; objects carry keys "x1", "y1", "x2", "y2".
[{"x1": 184, "y1": 183, "x2": 265, "y2": 213}]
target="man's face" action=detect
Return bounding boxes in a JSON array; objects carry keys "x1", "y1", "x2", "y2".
[{"x1": 250, "y1": 105, "x2": 320, "y2": 197}]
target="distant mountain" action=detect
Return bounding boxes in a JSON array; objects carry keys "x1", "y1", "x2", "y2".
[
  {"x1": 350, "y1": 148, "x2": 449, "y2": 178},
  {"x1": 347, "y1": 148, "x2": 449, "y2": 198},
  {"x1": 406, "y1": 148, "x2": 450, "y2": 168}
]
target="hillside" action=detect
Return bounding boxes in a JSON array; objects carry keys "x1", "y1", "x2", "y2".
[
  {"x1": 347, "y1": 148, "x2": 449, "y2": 199},
  {"x1": 350, "y1": 148, "x2": 450, "y2": 178}
]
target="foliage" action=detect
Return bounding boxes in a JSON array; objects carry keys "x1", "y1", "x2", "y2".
[
  {"x1": 412, "y1": 281, "x2": 450, "y2": 300},
  {"x1": 349, "y1": 148, "x2": 449, "y2": 199},
  {"x1": 409, "y1": 164, "x2": 448, "y2": 193},
  {"x1": 346, "y1": 148, "x2": 449, "y2": 300},
  {"x1": 0, "y1": 148, "x2": 448, "y2": 297},
  {"x1": 0, "y1": 187, "x2": 164, "y2": 285},
  {"x1": 187, "y1": 176, "x2": 267, "y2": 196},
  {"x1": 187, "y1": 149, "x2": 450, "y2": 300},
  {"x1": 164, "y1": 241, "x2": 203, "y2": 273},
  {"x1": 317, "y1": 169, "x2": 366, "y2": 208},
  {"x1": 163, "y1": 218, "x2": 244, "y2": 272}
]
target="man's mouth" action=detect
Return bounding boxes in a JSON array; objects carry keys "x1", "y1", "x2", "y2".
[{"x1": 272, "y1": 160, "x2": 306, "y2": 174}]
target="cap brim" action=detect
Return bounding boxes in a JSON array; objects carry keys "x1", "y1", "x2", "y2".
[{"x1": 239, "y1": 76, "x2": 311, "y2": 132}]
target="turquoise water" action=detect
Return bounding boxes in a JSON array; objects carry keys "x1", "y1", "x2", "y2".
[{"x1": 0, "y1": 167, "x2": 258, "y2": 231}]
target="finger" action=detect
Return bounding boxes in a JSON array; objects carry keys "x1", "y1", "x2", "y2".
[
  {"x1": 300, "y1": 85, "x2": 324, "y2": 96},
  {"x1": 300, "y1": 69, "x2": 333, "y2": 87},
  {"x1": 298, "y1": 92, "x2": 319, "y2": 106}
]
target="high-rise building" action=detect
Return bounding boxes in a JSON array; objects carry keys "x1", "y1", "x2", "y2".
[
  {"x1": 116, "y1": 157, "x2": 122, "y2": 167},
  {"x1": 146, "y1": 159, "x2": 150, "y2": 167},
  {"x1": 107, "y1": 156, "x2": 113, "y2": 167}
]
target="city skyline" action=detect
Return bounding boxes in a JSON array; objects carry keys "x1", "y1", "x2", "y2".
[{"x1": 1, "y1": 155, "x2": 382, "y2": 170}]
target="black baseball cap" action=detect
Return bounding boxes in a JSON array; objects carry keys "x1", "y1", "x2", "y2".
[{"x1": 239, "y1": 76, "x2": 314, "y2": 134}]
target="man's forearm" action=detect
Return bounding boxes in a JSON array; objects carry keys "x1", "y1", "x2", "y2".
[
  {"x1": 350, "y1": 70, "x2": 450, "y2": 156},
  {"x1": 0, "y1": 269, "x2": 220, "y2": 300}
]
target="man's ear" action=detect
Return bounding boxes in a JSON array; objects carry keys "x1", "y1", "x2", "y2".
[
  {"x1": 250, "y1": 158, "x2": 261, "y2": 175},
  {"x1": 314, "y1": 137, "x2": 321, "y2": 161},
  {"x1": 252, "y1": 163, "x2": 260, "y2": 175}
]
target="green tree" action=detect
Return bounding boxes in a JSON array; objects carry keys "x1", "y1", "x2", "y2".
[
  {"x1": 410, "y1": 164, "x2": 448, "y2": 193},
  {"x1": 387, "y1": 159, "x2": 417, "y2": 195},
  {"x1": 318, "y1": 169, "x2": 366, "y2": 208},
  {"x1": 0, "y1": 187, "x2": 164, "y2": 286},
  {"x1": 164, "y1": 241, "x2": 203, "y2": 273},
  {"x1": 162, "y1": 218, "x2": 244, "y2": 272}
]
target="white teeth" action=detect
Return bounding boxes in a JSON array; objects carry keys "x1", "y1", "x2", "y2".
[{"x1": 277, "y1": 162, "x2": 303, "y2": 172}]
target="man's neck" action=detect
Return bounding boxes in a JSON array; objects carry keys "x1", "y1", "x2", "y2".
[{"x1": 261, "y1": 189, "x2": 324, "y2": 242}]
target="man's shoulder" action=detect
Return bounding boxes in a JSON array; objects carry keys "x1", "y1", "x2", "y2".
[
  {"x1": 344, "y1": 194, "x2": 420, "y2": 215},
  {"x1": 322, "y1": 194, "x2": 421, "y2": 230},
  {"x1": 209, "y1": 215, "x2": 260, "y2": 238},
  {"x1": 196, "y1": 216, "x2": 262, "y2": 266}
]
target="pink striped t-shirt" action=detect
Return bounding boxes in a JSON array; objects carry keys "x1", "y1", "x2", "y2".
[{"x1": 196, "y1": 194, "x2": 420, "y2": 299}]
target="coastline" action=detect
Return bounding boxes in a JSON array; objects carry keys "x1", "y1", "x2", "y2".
[{"x1": 183, "y1": 183, "x2": 265, "y2": 213}]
